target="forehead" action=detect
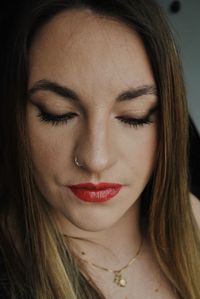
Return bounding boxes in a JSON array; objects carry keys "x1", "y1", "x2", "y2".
[{"x1": 29, "y1": 9, "x2": 155, "y2": 100}]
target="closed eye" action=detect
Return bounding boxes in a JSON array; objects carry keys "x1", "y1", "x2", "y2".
[
  {"x1": 36, "y1": 110, "x2": 77, "y2": 126},
  {"x1": 116, "y1": 116, "x2": 153, "y2": 128},
  {"x1": 36, "y1": 105, "x2": 158, "y2": 128},
  {"x1": 117, "y1": 104, "x2": 158, "y2": 128}
]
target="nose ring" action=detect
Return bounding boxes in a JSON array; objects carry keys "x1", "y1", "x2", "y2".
[{"x1": 74, "y1": 156, "x2": 84, "y2": 167}]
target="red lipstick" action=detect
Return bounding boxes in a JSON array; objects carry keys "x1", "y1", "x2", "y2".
[{"x1": 68, "y1": 182, "x2": 122, "y2": 203}]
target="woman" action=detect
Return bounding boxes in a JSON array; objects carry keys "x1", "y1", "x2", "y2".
[{"x1": 0, "y1": 0, "x2": 199, "y2": 298}]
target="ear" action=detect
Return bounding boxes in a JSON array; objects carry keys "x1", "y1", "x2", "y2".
[{"x1": 190, "y1": 192, "x2": 200, "y2": 229}]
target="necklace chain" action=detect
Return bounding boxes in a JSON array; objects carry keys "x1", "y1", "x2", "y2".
[{"x1": 79, "y1": 238, "x2": 144, "y2": 287}]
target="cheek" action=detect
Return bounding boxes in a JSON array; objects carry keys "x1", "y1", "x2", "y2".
[
  {"x1": 127, "y1": 125, "x2": 158, "y2": 176},
  {"x1": 29, "y1": 131, "x2": 57, "y2": 167},
  {"x1": 27, "y1": 112, "x2": 70, "y2": 179}
]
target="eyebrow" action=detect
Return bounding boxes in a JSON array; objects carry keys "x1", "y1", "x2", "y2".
[{"x1": 27, "y1": 79, "x2": 158, "y2": 103}]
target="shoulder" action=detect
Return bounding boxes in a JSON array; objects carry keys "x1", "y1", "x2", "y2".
[{"x1": 189, "y1": 192, "x2": 200, "y2": 228}]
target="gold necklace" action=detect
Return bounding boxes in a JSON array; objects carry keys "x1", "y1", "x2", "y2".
[{"x1": 79, "y1": 238, "x2": 144, "y2": 288}]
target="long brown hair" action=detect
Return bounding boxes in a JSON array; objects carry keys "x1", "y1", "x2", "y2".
[{"x1": 0, "y1": 1, "x2": 199, "y2": 298}]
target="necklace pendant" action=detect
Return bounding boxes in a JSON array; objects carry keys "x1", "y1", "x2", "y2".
[{"x1": 114, "y1": 271, "x2": 127, "y2": 287}]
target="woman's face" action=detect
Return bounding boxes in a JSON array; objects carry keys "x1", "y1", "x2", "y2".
[{"x1": 27, "y1": 9, "x2": 158, "y2": 232}]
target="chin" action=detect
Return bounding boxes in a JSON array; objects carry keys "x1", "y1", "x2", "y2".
[{"x1": 62, "y1": 210, "x2": 118, "y2": 233}]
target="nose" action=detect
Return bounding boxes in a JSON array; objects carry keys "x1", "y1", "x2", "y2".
[{"x1": 74, "y1": 117, "x2": 117, "y2": 174}]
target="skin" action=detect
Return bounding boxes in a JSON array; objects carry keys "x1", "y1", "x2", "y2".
[{"x1": 25, "y1": 9, "x2": 174, "y2": 298}]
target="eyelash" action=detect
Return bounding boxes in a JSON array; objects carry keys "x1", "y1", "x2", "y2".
[{"x1": 36, "y1": 110, "x2": 154, "y2": 128}]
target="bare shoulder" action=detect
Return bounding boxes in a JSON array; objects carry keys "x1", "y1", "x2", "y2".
[{"x1": 190, "y1": 192, "x2": 200, "y2": 228}]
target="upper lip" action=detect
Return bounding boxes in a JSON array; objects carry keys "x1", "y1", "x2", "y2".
[{"x1": 68, "y1": 182, "x2": 122, "y2": 190}]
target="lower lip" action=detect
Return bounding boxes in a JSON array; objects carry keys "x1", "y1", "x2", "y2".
[{"x1": 68, "y1": 187, "x2": 122, "y2": 202}]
